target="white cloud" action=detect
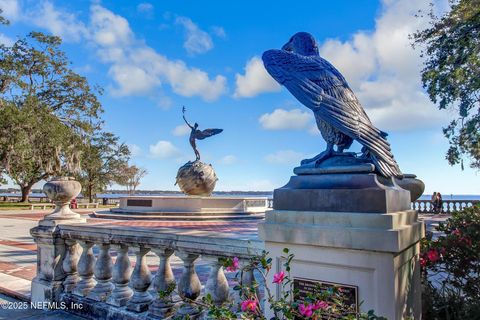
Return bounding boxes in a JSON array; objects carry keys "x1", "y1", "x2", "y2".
[
  {"x1": 318, "y1": 0, "x2": 449, "y2": 131},
  {"x1": 265, "y1": 150, "x2": 305, "y2": 165},
  {"x1": 2, "y1": 2, "x2": 227, "y2": 100},
  {"x1": 128, "y1": 144, "x2": 142, "y2": 157},
  {"x1": 175, "y1": 16, "x2": 213, "y2": 55},
  {"x1": 27, "y1": 1, "x2": 88, "y2": 42},
  {"x1": 137, "y1": 3, "x2": 153, "y2": 16},
  {"x1": 211, "y1": 26, "x2": 226, "y2": 38},
  {"x1": 90, "y1": 4, "x2": 132, "y2": 47},
  {"x1": 308, "y1": 125, "x2": 321, "y2": 136},
  {"x1": 259, "y1": 108, "x2": 312, "y2": 130},
  {"x1": 172, "y1": 124, "x2": 191, "y2": 136},
  {"x1": 0, "y1": 0, "x2": 20, "y2": 22},
  {"x1": 89, "y1": 5, "x2": 227, "y2": 100},
  {"x1": 149, "y1": 140, "x2": 181, "y2": 159},
  {"x1": 219, "y1": 155, "x2": 237, "y2": 165},
  {"x1": 108, "y1": 63, "x2": 160, "y2": 96},
  {"x1": 0, "y1": 33, "x2": 13, "y2": 46},
  {"x1": 234, "y1": 56, "x2": 281, "y2": 98}
]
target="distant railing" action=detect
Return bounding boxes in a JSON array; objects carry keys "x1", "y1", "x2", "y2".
[
  {"x1": 412, "y1": 199, "x2": 479, "y2": 214},
  {"x1": 46, "y1": 224, "x2": 263, "y2": 318},
  {"x1": 267, "y1": 198, "x2": 478, "y2": 214}
]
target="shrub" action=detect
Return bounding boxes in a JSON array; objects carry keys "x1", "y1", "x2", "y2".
[{"x1": 421, "y1": 205, "x2": 480, "y2": 319}]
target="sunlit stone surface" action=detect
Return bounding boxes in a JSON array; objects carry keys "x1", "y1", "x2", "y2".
[{"x1": 175, "y1": 160, "x2": 218, "y2": 196}]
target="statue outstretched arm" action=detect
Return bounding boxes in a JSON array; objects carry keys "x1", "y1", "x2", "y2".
[{"x1": 182, "y1": 106, "x2": 194, "y2": 129}]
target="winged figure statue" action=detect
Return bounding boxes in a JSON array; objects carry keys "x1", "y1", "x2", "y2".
[
  {"x1": 262, "y1": 32, "x2": 402, "y2": 178},
  {"x1": 182, "y1": 106, "x2": 223, "y2": 161}
]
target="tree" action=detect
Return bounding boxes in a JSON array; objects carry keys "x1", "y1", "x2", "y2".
[
  {"x1": 116, "y1": 165, "x2": 148, "y2": 195},
  {"x1": 412, "y1": 0, "x2": 480, "y2": 169},
  {"x1": 0, "y1": 100, "x2": 81, "y2": 201},
  {"x1": 0, "y1": 31, "x2": 102, "y2": 201},
  {"x1": 76, "y1": 132, "x2": 130, "y2": 203}
]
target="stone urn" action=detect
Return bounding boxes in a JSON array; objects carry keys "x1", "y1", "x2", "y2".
[
  {"x1": 175, "y1": 161, "x2": 218, "y2": 196},
  {"x1": 395, "y1": 174, "x2": 425, "y2": 202},
  {"x1": 41, "y1": 176, "x2": 85, "y2": 226}
]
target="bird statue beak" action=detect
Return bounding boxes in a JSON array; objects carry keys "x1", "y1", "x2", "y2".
[{"x1": 282, "y1": 42, "x2": 293, "y2": 52}]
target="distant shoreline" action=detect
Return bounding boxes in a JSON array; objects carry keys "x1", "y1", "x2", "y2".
[{"x1": 0, "y1": 189, "x2": 479, "y2": 201}]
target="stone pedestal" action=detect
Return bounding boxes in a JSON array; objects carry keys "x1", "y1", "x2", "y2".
[
  {"x1": 31, "y1": 177, "x2": 87, "y2": 305},
  {"x1": 258, "y1": 168, "x2": 424, "y2": 320},
  {"x1": 30, "y1": 226, "x2": 68, "y2": 304}
]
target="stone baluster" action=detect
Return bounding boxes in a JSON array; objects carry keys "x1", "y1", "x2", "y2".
[
  {"x1": 107, "y1": 244, "x2": 133, "y2": 306},
  {"x1": 73, "y1": 241, "x2": 96, "y2": 296},
  {"x1": 62, "y1": 239, "x2": 80, "y2": 293},
  {"x1": 176, "y1": 252, "x2": 202, "y2": 318},
  {"x1": 147, "y1": 248, "x2": 176, "y2": 319},
  {"x1": 241, "y1": 261, "x2": 259, "y2": 299},
  {"x1": 204, "y1": 256, "x2": 230, "y2": 305},
  {"x1": 88, "y1": 243, "x2": 114, "y2": 301},
  {"x1": 127, "y1": 246, "x2": 153, "y2": 312}
]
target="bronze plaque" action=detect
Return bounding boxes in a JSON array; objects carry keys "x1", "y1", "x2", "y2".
[
  {"x1": 127, "y1": 199, "x2": 153, "y2": 207},
  {"x1": 293, "y1": 277, "x2": 358, "y2": 318}
]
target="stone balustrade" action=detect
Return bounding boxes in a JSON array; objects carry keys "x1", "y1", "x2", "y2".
[
  {"x1": 412, "y1": 199, "x2": 479, "y2": 213},
  {"x1": 42, "y1": 223, "x2": 263, "y2": 319}
]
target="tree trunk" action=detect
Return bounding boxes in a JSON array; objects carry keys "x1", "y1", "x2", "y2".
[
  {"x1": 20, "y1": 185, "x2": 32, "y2": 202},
  {"x1": 88, "y1": 184, "x2": 93, "y2": 203}
]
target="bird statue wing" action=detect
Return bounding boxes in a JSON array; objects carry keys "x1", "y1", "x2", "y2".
[
  {"x1": 262, "y1": 49, "x2": 402, "y2": 178},
  {"x1": 196, "y1": 128, "x2": 223, "y2": 140}
]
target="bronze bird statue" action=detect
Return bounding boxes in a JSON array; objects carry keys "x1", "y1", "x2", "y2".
[
  {"x1": 262, "y1": 32, "x2": 402, "y2": 178},
  {"x1": 182, "y1": 106, "x2": 223, "y2": 161}
]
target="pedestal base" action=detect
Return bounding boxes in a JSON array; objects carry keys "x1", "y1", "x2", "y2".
[
  {"x1": 259, "y1": 209, "x2": 424, "y2": 320},
  {"x1": 31, "y1": 278, "x2": 64, "y2": 306}
]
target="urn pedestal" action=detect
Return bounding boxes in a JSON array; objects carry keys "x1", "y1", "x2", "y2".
[
  {"x1": 259, "y1": 164, "x2": 424, "y2": 320},
  {"x1": 31, "y1": 177, "x2": 86, "y2": 306},
  {"x1": 40, "y1": 177, "x2": 86, "y2": 226}
]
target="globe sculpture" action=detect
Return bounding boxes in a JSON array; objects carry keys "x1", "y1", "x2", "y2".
[{"x1": 175, "y1": 107, "x2": 222, "y2": 196}]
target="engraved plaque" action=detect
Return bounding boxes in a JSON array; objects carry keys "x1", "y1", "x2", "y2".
[
  {"x1": 127, "y1": 199, "x2": 153, "y2": 207},
  {"x1": 293, "y1": 277, "x2": 358, "y2": 318}
]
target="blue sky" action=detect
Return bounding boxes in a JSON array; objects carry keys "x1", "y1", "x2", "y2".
[{"x1": 0, "y1": 0, "x2": 478, "y2": 194}]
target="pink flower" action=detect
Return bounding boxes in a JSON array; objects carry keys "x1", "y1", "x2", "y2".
[
  {"x1": 273, "y1": 271, "x2": 286, "y2": 284},
  {"x1": 312, "y1": 300, "x2": 329, "y2": 310},
  {"x1": 241, "y1": 298, "x2": 258, "y2": 313},
  {"x1": 452, "y1": 229, "x2": 461, "y2": 236},
  {"x1": 226, "y1": 257, "x2": 239, "y2": 272},
  {"x1": 427, "y1": 249, "x2": 440, "y2": 263},
  {"x1": 299, "y1": 304, "x2": 313, "y2": 317},
  {"x1": 420, "y1": 257, "x2": 426, "y2": 267}
]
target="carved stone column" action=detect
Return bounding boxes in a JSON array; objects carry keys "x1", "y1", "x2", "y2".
[
  {"x1": 147, "y1": 247, "x2": 176, "y2": 319},
  {"x1": 204, "y1": 256, "x2": 230, "y2": 305},
  {"x1": 88, "y1": 243, "x2": 114, "y2": 301},
  {"x1": 73, "y1": 241, "x2": 96, "y2": 297},
  {"x1": 107, "y1": 244, "x2": 133, "y2": 307},
  {"x1": 62, "y1": 239, "x2": 80, "y2": 293},
  {"x1": 30, "y1": 226, "x2": 66, "y2": 304},
  {"x1": 127, "y1": 246, "x2": 153, "y2": 312},
  {"x1": 176, "y1": 252, "x2": 202, "y2": 318},
  {"x1": 232, "y1": 259, "x2": 258, "y2": 304}
]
